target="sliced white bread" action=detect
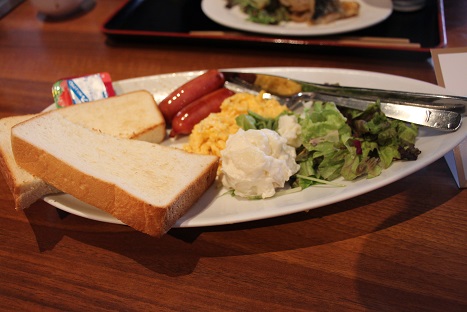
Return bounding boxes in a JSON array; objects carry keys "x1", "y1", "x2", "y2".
[
  {"x1": 0, "y1": 90, "x2": 166, "y2": 210},
  {"x1": 11, "y1": 112, "x2": 219, "y2": 237},
  {"x1": 0, "y1": 114, "x2": 60, "y2": 210},
  {"x1": 58, "y1": 90, "x2": 166, "y2": 143}
]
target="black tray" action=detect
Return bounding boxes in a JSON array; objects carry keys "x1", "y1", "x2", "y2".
[{"x1": 102, "y1": 0, "x2": 446, "y2": 54}]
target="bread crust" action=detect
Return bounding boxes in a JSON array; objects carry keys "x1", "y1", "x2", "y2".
[
  {"x1": 130, "y1": 123, "x2": 166, "y2": 143},
  {"x1": 11, "y1": 114, "x2": 219, "y2": 237},
  {"x1": 0, "y1": 115, "x2": 59, "y2": 210}
]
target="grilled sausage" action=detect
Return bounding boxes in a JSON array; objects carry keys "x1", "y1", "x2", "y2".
[
  {"x1": 159, "y1": 69, "x2": 225, "y2": 124},
  {"x1": 170, "y1": 88, "x2": 235, "y2": 137}
]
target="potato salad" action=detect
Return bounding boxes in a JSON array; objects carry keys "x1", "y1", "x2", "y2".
[{"x1": 221, "y1": 128, "x2": 300, "y2": 199}]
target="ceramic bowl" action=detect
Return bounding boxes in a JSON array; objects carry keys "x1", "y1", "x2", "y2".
[{"x1": 30, "y1": 0, "x2": 86, "y2": 17}]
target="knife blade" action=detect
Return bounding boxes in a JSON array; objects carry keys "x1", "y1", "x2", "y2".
[
  {"x1": 313, "y1": 94, "x2": 462, "y2": 131},
  {"x1": 221, "y1": 71, "x2": 464, "y2": 131}
]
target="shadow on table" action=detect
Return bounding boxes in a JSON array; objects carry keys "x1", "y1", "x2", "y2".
[
  {"x1": 354, "y1": 160, "x2": 466, "y2": 311},
  {"x1": 23, "y1": 160, "x2": 459, "y2": 277}
]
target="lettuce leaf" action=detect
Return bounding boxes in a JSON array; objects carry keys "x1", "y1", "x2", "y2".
[
  {"x1": 293, "y1": 101, "x2": 421, "y2": 189},
  {"x1": 236, "y1": 110, "x2": 289, "y2": 131},
  {"x1": 226, "y1": 0, "x2": 289, "y2": 25}
]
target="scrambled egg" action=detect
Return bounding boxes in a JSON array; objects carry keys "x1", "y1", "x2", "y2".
[{"x1": 184, "y1": 92, "x2": 288, "y2": 157}]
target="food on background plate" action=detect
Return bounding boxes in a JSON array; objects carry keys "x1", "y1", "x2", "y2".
[
  {"x1": 11, "y1": 111, "x2": 218, "y2": 237},
  {"x1": 0, "y1": 90, "x2": 166, "y2": 211},
  {"x1": 225, "y1": 0, "x2": 360, "y2": 25}
]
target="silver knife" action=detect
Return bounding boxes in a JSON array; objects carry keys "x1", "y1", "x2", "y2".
[
  {"x1": 313, "y1": 94, "x2": 462, "y2": 132},
  {"x1": 221, "y1": 71, "x2": 464, "y2": 131}
]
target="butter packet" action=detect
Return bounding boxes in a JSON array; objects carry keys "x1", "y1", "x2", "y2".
[{"x1": 52, "y1": 72, "x2": 115, "y2": 108}]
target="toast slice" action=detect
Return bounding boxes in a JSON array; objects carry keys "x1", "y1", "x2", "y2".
[
  {"x1": 0, "y1": 90, "x2": 166, "y2": 210},
  {"x1": 58, "y1": 90, "x2": 166, "y2": 143},
  {"x1": 11, "y1": 112, "x2": 218, "y2": 236},
  {"x1": 0, "y1": 115, "x2": 60, "y2": 210}
]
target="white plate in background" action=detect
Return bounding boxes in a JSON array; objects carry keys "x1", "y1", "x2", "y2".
[{"x1": 201, "y1": 0, "x2": 393, "y2": 36}]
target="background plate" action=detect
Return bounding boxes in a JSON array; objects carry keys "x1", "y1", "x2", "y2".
[
  {"x1": 102, "y1": 0, "x2": 445, "y2": 54},
  {"x1": 201, "y1": 0, "x2": 392, "y2": 36}
]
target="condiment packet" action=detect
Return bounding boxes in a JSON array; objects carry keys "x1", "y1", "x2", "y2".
[{"x1": 52, "y1": 72, "x2": 115, "y2": 108}]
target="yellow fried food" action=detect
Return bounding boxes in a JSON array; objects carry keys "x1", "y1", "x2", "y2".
[
  {"x1": 184, "y1": 92, "x2": 288, "y2": 157},
  {"x1": 254, "y1": 74, "x2": 302, "y2": 96}
]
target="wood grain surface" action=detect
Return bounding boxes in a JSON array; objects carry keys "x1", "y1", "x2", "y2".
[{"x1": 0, "y1": 0, "x2": 466, "y2": 311}]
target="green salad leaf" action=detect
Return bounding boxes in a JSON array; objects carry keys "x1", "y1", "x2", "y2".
[
  {"x1": 226, "y1": 0, "x2": 289, "y2": 25},
  {"x1": 293, "y1": 101, "x2": 352, "y2": 188},
  {"x1": 236, "y1": 110, "x2": 289, "y2": 131},
  {"x1": 293, "y1": 101, "x2": 421, "y2": 189}
]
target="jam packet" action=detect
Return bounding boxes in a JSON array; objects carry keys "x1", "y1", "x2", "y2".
[{"x1": 52, "y1": 72, "x2": 115, "y2": 108}]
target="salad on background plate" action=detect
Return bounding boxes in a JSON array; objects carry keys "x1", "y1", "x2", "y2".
[{"x1": 201, "y1": 0, "x2": 393, "y2": 36}]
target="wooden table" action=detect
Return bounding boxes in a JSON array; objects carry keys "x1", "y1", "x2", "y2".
[{"x1": 1, "y1": 1, "x2": 466, "y2": 311}]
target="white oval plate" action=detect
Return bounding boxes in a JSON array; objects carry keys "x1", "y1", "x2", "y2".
[
  {"x1": 201, "y1": 0, "x2": 393, "y2": 36},
  {"x1": 43, "y1": 67, "x2": 467, "y2": 228}
]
